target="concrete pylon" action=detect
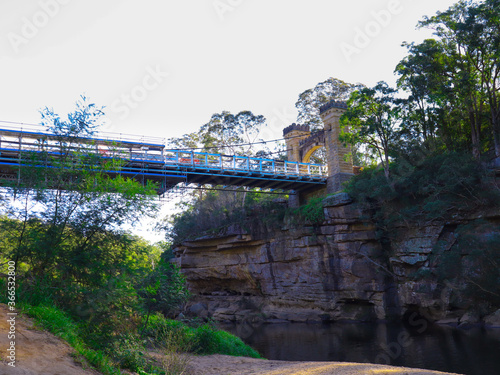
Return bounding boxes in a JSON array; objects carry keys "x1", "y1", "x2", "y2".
[{"x1": 319, "y1": 101, "x2": 353, "y2": 193}]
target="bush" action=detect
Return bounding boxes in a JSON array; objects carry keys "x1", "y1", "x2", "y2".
[
  {"x1": 191, "y1": 323, "x2": 261, "y2": 357},
  {"x1": 20, "y1": 304, "x2": 121, "y2": 375},
  {"x1": 167, "y1": 189, "x2": 288, "y2": 244},
  {"x1": 345, "y1": 152, "x2": 500, "y2": 228},
  {"x1": 434, "y1": 221, "x2": 500, "y2": 309},
  {"x1": 143, "y1": 314, "x2": 262, "y2": 359},
  {"x1": 139, "y1": 253, "x2": 190, "y2": 323},
  {"x1": 289, "y1": 196, "x2": 325, "y2": 226}
]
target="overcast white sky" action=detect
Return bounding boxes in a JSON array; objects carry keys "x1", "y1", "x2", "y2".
[
  {"x1": 1, "y1": 0, "x2": 458, "y2": 142},
  {"x1": 0, "y1": 0, "x2": 459, "y2": 241}
]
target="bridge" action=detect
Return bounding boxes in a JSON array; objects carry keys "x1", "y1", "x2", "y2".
[
  {"x1": 0, "y1": 123, "x2": 328, "y2": 195},
  {"x1": 1, "y1": 101, "x2": 353, "y2": 198}
]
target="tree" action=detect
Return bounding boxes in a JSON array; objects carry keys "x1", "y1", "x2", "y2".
[
  {"x1": 340, "y1": 82, "x2": 400, "y2": 181},
  {"x1": 395, "y1": 39, "x2": 453, "y2": 148},
  {"x1": 139, "y1": 250, "x2": 189, "y2": 327},
  {"x1": 418, "y1": 0, "x2": 500, "y2": 158},
  {"x1": 168, "y1": 110, "x2": 268, "y2": 157},
  {"x1": 295, "y1": 77, "x2": 358, "y2": 130},
  {"x1": 0, "y1": 96, "x2": 159, "y2": 287}
]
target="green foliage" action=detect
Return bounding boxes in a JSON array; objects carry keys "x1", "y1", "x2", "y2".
[
  {"x1": 167, "y1": 186, "x2": 328, "y2": 245},
  {"x1": 346, "y1": 152, "x2": 500, "y2": 230},
  {"x1": 143, "y1": 314, "x2": 262, "y2": 358},
  {"x1": 1, "y1": 98, "x2": 159, "y2": 285},
  {"x1": 40, "y1": 95, "x2": 104, "y2": 138},
  {"x1": 289, "y1": 197, "x2": 325, "y2": 226},
  {"x1": 167, "y1": 189, "x2": 288, "y2": 245},
  {"x1": 434, "y1": 220, "x2": 500, "y2": 309},
  {"x1": 191, "y1": 323, "x2": 261, "y2": 357},
  {"x1": 398, "y1": 0, "x2": 500, "y2": 158},
  {"x1": 21, "y1": 304, "x2": 121, "y2": 375},
  {"x1": 296, "y1": 77, "x2": 358, "y2": 130},
  {"x1": 168, "y1": 110, "x2": 271, "y2": 157},
  {"x1": 340, "y1": 82, "x2": 400, "y2": 180},
  {"x1": 139, "y1": 252, "x2": 190, "y2": 322}
]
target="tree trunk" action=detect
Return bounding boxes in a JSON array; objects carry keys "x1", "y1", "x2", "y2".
[
  {"x1": 469, "y1": 110, "x2": 481, "y2": 159},
  {"x1": 490, "y1": 98, "x2": 500, "y2": 158}
]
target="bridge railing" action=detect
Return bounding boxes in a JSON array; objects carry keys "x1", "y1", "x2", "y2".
[
  {"x1": 1, "y1": 127, "x2": 327, "y2": 179},
  {"x1": 163, "y1": 150, "x2": 326, "y2": 177}
]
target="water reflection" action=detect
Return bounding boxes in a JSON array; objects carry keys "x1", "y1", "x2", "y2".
[{"x1": 221, "y1": 321, "x2": 500, "y2": 375}]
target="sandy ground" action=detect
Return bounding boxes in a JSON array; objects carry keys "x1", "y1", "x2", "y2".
[
  {"x1": 186, "y1": 354, "x2": 463, "y2": 375},
  {"x1": 0, "y1": 304, "x2": 100, "y2": 375},
  {"x1": 0, "y1": 304, "x2": 462, "y2": 375}
]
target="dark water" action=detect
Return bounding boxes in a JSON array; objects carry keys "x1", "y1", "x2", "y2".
[{"x1": 222, "y1": 321, "x2": 500, "y2": 375}]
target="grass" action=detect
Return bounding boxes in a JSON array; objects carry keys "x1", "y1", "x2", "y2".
[
  {"x1": 20, "y1": 304, "x2": 122, "y2": 375},
  {"x1": 143, "y1": 314, "x2": 262, "y2": 358},
  {"x1": 12, "y1": 303, "x2": 262, "y2": 375}
]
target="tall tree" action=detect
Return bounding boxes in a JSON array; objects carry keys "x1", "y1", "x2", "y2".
[
  {"x1": 419, "y1": 0, "x2": 500, "y2": 158},
  {"x1": 340, "y1": 82, "x2": 400, "y2": 181},
  {"x1": 168, "y1": 110, "x2": 269, "y2": 157},
  {"x1": 1, "y1": 97, "x2": 159, "y2": 284},
  {"x1": 295, "y1": 77, "x2": 358, "y2": 130},
  {"x1": 395, "y1": 39, "x2": 452, "y2": 147}
]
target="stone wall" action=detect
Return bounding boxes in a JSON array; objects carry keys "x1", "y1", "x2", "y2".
[{"x1": 173, "y1": 193, "x2": 500, "y2": 326}]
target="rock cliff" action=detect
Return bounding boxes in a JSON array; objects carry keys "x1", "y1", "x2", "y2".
[{"x1": 173, "y1": 193, "x2": 500, "y2": 326}]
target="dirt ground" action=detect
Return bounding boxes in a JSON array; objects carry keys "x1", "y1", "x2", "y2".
[
  {"x1": 0, "y1": 304, "x2": 461, "y2": 375},
  {"x1": 0, "y1": 304, "x2": 100, "y2": 375}
]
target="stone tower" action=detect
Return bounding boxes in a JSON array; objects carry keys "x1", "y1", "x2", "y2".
[
  {"x1": 319, "y1": 100, "x2": 353, "y2": 193},
  {"x1": 283, "y1": 124, "x2": 311, "y2": 162}
]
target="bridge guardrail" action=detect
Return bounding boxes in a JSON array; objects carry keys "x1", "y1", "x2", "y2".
[
  {"x1": 0, "y1": 127, "x2": 327, "y2": 179},
  {"x1": 162, "y1": 150, "x2": 325, "y2": 177}
]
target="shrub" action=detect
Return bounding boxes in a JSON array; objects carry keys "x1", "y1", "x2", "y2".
[
  {"x1": 142, "y1": 314, "x2": 262, "y2": 359},
  {"x1": 139, "y1": 253, "x2": 190, "y2": 325},
  {"x1": 191, "y1": 323, "x2": 261, "y2": 358},
  {"x1": 435, "y1": 221, "x2": 500, "y2": 309},
  {"x1": 21, "y1": 304, "x2": 121, "y2": 375},
  {"x1": 345, "y1": 152, "x2": 499, "y2": 228},
  {"x1": 289, "y1": 196, "x2": 325, "y2": 226}
]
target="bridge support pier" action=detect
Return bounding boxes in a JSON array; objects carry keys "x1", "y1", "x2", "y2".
[
  {"x1": 282, "y1": 100, "x2": 354, "y2": 204},
  {"x1": 288, "y1": 186, "x2": 328, "y2": 208},
  {"x1": 319, "y1": 101, "x2": 354, "y2": 194},
  {"x1": 288, "y1": 191, "x2": 301, "y2": 208}
]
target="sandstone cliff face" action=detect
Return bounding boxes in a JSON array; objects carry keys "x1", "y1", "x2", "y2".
[{"x1": 173, "y1": 193, "x2": 500, "y2": 326}]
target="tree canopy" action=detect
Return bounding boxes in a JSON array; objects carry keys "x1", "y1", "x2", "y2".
[
  {"x1": 295, "y1": 77, "x2": 358, "y2": 130},
  {"x1": 168, "y1": 110, "x2": 270, "y2": 157}
]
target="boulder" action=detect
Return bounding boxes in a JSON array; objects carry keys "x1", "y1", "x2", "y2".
[
  {"x1": 459, "y1": 311, "x2": 480, "y2": 328},
  {"x1": 484, "y1": 309, "x2": 500, "y2": 328},
  {"x1": 189, "y1": 302, "x2": 208, "y2": 319},
  {"x1": 323, "y1": 192, "x2": 352, "y2": 207}
]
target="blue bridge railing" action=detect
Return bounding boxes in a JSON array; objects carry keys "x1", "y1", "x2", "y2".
[{"x1": 0, "y1": 126, "x2": 327, "y2": 180}]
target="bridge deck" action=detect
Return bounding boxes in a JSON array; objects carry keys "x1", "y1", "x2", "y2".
[{"x1": 0, "y1": 126, "x2": 327, "y2": 193}]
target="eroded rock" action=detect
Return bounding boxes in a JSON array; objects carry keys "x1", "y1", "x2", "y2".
[{"x1": 174, "y1": 199, "x2": 500, "y2": 325}]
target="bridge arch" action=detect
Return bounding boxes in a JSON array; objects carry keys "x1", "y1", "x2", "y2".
[
  {"x1": 299, "y1": 129, "x2": 326, "y2": 164},
  {"x1": 302, "y1": 145, "x2": 324, "y2": 164},
  {"x1": 283, "y1": 100, "x2": 354, "y2": 193}
]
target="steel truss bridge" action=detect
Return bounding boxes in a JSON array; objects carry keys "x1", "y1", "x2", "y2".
[{"x1": 0, "y1": 124, "x2": 328, "y2": 194}]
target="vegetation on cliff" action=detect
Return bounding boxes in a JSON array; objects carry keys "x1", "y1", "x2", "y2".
[
  {"x1": 166, "y1": 189, "x2": 326, "y2": 245},
  {"x1": 167, "y1": 0, "x2": 500, "y2": 319},
  {"x1": 340, "y1": 0, "x2": 500, "y2": 312}
]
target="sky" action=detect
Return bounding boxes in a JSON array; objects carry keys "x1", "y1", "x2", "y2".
[{"x1": 0, "y1": 0, "x2": 459, "y2": 241}]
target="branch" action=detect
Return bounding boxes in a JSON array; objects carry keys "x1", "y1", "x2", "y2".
[{"x1": 464, "y1": 275, "x2": 500, "y2": 298}]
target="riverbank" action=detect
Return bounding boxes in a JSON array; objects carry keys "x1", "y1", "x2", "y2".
[
  {"x1": 1, "y1": 304, "x2": 461, "y2": 375},
  {"x1": 187, "y1": 354, "x2": 462, "y2": 375}
]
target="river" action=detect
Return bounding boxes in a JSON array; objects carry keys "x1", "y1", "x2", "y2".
[{"x1": 222, "y1": 321, "x2": 500, "y2": 375}]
